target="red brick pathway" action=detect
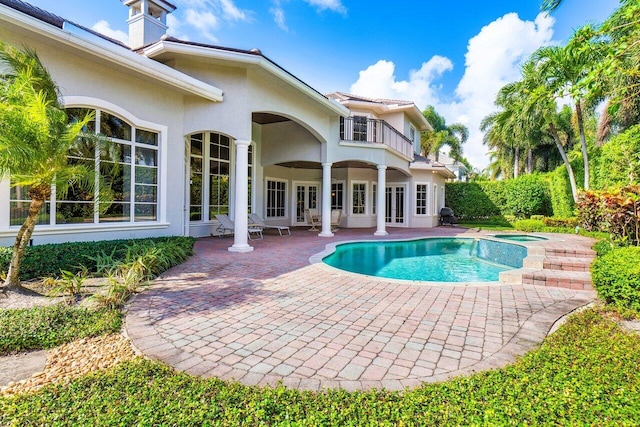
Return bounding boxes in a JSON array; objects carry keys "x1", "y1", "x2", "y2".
[{"x1": 126, "y1": 227, "x2": 596, "y2": 391}]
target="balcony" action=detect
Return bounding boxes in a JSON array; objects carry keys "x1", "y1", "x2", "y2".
[{"x1": 339, "y1": 117, "x2": 414, "y2": 159}]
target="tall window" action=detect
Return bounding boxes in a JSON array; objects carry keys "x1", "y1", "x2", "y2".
[
  {"x1": 353, "y1": 116, "x2": 368, "y2": 141},
  {"x1": 416, "y1": 184, "x2": 428, "y2": 215},
  {"x1": 352, "y1": 182, "x2": 366, "y2": 215},
  {"x1": 189, "y1": 132, "x2": 231, "y2": 222},
  {"x1": 266, "y1": 179, "x2": 286, "y2": 217},
  {"x1": 10, "y1": 108, "x2": 159, "y2": 226},
  {"x1": 331, "y1": 182, "x2": 344, "y2": 211}
]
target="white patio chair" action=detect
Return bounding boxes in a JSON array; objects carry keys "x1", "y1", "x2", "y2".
[
  {"x1": 330, "y1": 209, "x2": 342, "y2": 231},
  {"x1": 249, "y1": 213, "x2": 290, "y2": 236},
  {"x1": 304, "y1": 208, "x2": 320, "y2": 231},
  {"x1": 214, "y1": 214, "x2": 263, "y2": 240}
]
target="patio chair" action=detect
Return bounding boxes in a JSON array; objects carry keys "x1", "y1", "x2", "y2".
[
  {"x1": 438, "y1": 207, "x2": 458, "y2": 226},
  {"x1": 330, "y1": 209, "x2": 342, "y2": 231},
  {"x1": 214, "y1": 214, "x2": 263, "y2": 240},
  {"x1": 304, "y1": 208, "x2": 320, "y2": 231},
  {"x1": 249, "y1": 213, "x2": 290, "y2": 236}
]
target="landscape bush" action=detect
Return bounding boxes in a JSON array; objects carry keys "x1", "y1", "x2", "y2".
[
  {"x1": 504, "y1": 174, "x2": 552, "y2": 218},
  {"x1": 0, "y1": 236, "x2": 196, "y2": 281},
  {"x1": 0, "y1": 305, "x2": 121, "y2": 355},
  {"x1": 542, "y1": 217, "x2": 578, "y2": 228},
  {"x1": 548, "y1": 164, "x2": 577, "y2": 218},
  {"x1": 445, "y1": 181, "x2": 506, "y2": 218},
  {"x1": 591, "y1": 246, "x2": 640, "y2": 311},
  {"x1": 577, "y1": 186, "x2": 640, "y2": 245},
  {"x1": 513, "y1": 219, "x2": 546, "y2": 232},
  {"x1": 598, "y1": 125, "x2": 640, "y2": 188}
]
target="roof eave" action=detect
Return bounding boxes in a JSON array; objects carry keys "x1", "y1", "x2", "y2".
[
  {"x1": 143, "y1": 41, "x2": 350, "y2": 117},
  {"x1": 0, "y1": 4, "x2": 223, "y2": 102}
]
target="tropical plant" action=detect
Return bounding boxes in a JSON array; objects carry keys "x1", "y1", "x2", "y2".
[
  {"x1": 421, "y1": 106, "x2": 468, "y2": 162},
  {"x1": 0, "y1": 42, "x2": 104, "y2": 292}
]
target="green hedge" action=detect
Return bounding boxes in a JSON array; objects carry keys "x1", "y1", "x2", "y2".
[
  {"x1": 446, "y1": 175, "x2": 551, "y2": 219},
  {"x1": 548, "y1": 163, "x2": 577, "y2": 218},
  {"x1": 0, "y1": 236, "x2": 195, "y2": 280},
  {"x1": 445, "y1": 181, "x2": 506, "y2": 218},
  {"x1": 591, "y1": 246, "x2": 640, "y2": 311},
  {"x1": 598, "y1": 125, "x2": 640, "y2": 188}
]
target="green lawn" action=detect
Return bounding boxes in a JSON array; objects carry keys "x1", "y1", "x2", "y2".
[{"x1": 1, "y1": 308, "x2": 638, "y2": 426}]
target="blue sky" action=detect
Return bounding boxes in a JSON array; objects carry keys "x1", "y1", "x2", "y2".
[{"x1": 24, "y1": 0, "x2": 619, "y2": 169}]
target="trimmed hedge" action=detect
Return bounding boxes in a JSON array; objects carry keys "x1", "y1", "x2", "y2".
[
  {"x1": 445, "y1": 181, "x2": 506, "y2": 218},
  {"x1": 0, "y1": 236, "x2": 196, "y2": 281},
  {"x1": 591, "y1": 246, "x2": 640, "y2": 311},
  {"x1": 548, "y1": 163, "x2": 577, "y2": 218},
  {"x1": 505, "y1": 174, "x2": 552, "y2": 217},
  {"x1": 598, "y1": 125, "x2": 640, "y2": 188}
]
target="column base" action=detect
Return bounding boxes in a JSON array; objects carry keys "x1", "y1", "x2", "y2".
[
  {"x1": 319, "y1": 231, "x2": 334, "y2": 237},
  {"x1": 374, "y1": 230, "x2": 388, "y2": 236},
  {"x1": 228, "y1": 244, "x2": 254, "y2": 253}
]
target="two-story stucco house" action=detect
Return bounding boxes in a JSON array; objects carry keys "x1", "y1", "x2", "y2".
[{"x1": 0, "y1": 0, "x2": 453, "y2": 252}]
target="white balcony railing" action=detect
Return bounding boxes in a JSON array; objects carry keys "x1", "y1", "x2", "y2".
[{"x1": 340, "y1": 117, "x2": 414, "y2": 159}]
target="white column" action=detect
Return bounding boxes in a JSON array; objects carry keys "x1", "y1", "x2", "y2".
[
  {"x1": 374, "y1": 164, "x2": 388, "y2": 236},
  {"x1": 229, "y1": 139, "x2": 253, "y2": 253},
  {"x1": 319, "y1": 162, "x2": 334, "y2": 237}
]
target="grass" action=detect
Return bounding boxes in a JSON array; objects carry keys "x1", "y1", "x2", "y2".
[
  {"x1": 0, "y1": 304, "x2": 122, "y2": 355},
  {"x1": 1, "y1": 308, "x2": 638, "y2": 425}
]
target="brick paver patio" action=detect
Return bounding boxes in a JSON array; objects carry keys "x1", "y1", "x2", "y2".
[{"x1": 126, "y1": 227, "x2": 596, "y2": 391}]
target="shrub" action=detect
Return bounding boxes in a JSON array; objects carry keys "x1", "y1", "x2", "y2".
[
  {"x1": 0, "y1": 236, "x2": 196, "y2": 281},
  {"x1": 543, "y1": 217, "x2": 579, "y2": 228},
  {"x1": 513, "y1": 219, "x2": 546, "y2": 232},
  {"x1": 445, "y1": 181, "x2": 506, "y2": 218},
  {"x1": 598, "y1": 125, "x2": 640, "y2": 188},
  {"x1": 0, "y1": 305, "x2": 121, "y2": 355},
  {"x1": 505, "y1": 174, "x2": 552, "y2": 218},
  {"x1": 591, "y1": 246, "x2": 640, "y2": 310},
  {"x1": 577, "y1": 186, "x2": 640, "y2": 244},
  {"x1": 548, "y1": 164, "x2": 577, "y2": 217}
]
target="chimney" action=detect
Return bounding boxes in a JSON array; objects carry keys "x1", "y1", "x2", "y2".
[{"x1": 122, "y1": 0, "x2": 176, "y2": 49}]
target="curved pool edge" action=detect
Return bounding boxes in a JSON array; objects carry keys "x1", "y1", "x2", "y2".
[{"x1": 310, "y1": 235, "x2": 545, "y2": 287}]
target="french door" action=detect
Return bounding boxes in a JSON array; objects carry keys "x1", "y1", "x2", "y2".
[
  {"x1": 293, "y1": 182, "x2": 320, "y2": 226},
  {"x1": 385, "y1": 185, "x2": 406, "y2": 226}
]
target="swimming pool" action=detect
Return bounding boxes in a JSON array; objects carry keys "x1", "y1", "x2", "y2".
[
  {"x1": 492, "y1": 234, "x2": 548, "y2": 242},
  {"x1": 322, "y1": 238, "x2": 527, "y2": 282}
]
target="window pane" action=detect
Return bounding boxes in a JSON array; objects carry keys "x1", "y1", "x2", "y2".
[
  {"x1": 135, "y1": 204, "x2": 157, "y2": 222},
  {"x1": 10, "y1": 201, "x2": 50, "y2": 226},
  {"x1": 101, "y1": 163, "x2": 131, "y2": 202},
  {"x1": 100, "y1": 142, "x2": 131, "y2": 164},
  {"x1": 352, "y1": 183, "x2": 366, "y2": 215},
  {"x1": 136, "y1": 166, "x2": 157, "y2": 185},
  {"x1": 331, "y1": 183, "x2": 343, "y2": 210},
  {"x1": 135, "y1": 147, "x2": 157, "y2": 166},
  {"x1": 56, "y1": 202, "x2": 94, "y2": 224},
  {"x1": 66, "y1": 108, "x2": 95, "y2": 133},
  {"x1": 99, "y1": 203, "x2": 130, "y2": 223},
  {"x1": 100, "y1": 112, "x2": 131, "y2": 140},
  {"x1": 135, "y1": 129, "x2": 158, "y2": 146},
  {"x1": 68, "y1": 135, "x2": 96, "y2": 160},
  {"x1": 135, "y1": 185, "x2": 157, "y2": 203},
  {"x1": 190, "y1": 136, "x2": 203, "y2": 156}
]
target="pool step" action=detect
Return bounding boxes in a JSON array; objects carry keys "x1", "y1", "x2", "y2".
[
  {"x1": 542, "y1": 256, "x2": 593, "y2": 272},
  {"x1": 522, "y1": 269, "x2": 593, "y2": 291}
]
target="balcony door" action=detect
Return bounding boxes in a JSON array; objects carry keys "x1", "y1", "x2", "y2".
[
  {"x1": 385, "y1": 185, "x2": 406, "y2": 226},
  {"x1": 293, "y1": 182, "x2": 320, "y2": 226}
]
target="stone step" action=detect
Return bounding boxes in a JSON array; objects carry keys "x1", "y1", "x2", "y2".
[
  {"x1": 542, "y1": 246, "x2": 596, "y2": 259},
  {"x1": 522, "y1": 269, "x2": 593, "y2": 291},
  {"x1": 542, "y1": 256, "x2": 593, "y2": 272}
]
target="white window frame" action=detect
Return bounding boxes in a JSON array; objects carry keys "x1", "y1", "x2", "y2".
[
  {"x1": 415, "y1": 182, "x2": 429, "y2": 216},
  {"x1": 331, "y1": 181, "x2": 345, "y2": 212},
  {"x1": 265, "y1": 177, "x2": 287, "y2": 219},
  {"x1": 350, "y1": 180, "x2": 368, "y2": 216}
]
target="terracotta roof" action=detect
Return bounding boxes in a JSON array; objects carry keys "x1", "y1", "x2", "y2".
[
  {"x1": 329, "y1": 91, "x2": 415, "y2": 106},
  {"x1": 0, "y1": 0, "x2": 129, "y2": 49}
]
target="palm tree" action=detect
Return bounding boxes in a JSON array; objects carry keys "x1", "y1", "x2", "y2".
[
  {"x1": 421, "y1": 106, "x2": 468, "y2": 162},
  {"x1": 0, "y1": 42, "x2": 99, "y2": 292},
  {"x1": 541, "y1": 0, "x2": 563, "y2": 12},
  {"x1": 534, "y1": 27, "x2": 603, "y2": 190}
]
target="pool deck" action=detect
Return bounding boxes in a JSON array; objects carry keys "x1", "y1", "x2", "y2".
[{"x1": 126, "y1": 227, "x2": 596, "y2": 391}]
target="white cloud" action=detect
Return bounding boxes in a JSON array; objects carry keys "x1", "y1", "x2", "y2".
[
  {"x1": 185, "y1": 8, "x2": 220, "y2": 42},
  {"x1": 304, "y1": 0, "x2": 346, "y2": 14},
  {"x1": 218, "y1": 0, "x2": 247, "y2": 21},
  {"x1": 348, "y1": 12, "x2": 557, "y2": 169},
  {"x1": 90, "y1": 20, "x2": 128, "y2": 45},
  {"x1": 270, "y1": 5, "x2": 288, "y2": 31}
]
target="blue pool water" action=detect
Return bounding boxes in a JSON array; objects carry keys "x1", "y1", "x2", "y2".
[{"x1": 323, "y1": 238, "x2": 527, "y2": 282}]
